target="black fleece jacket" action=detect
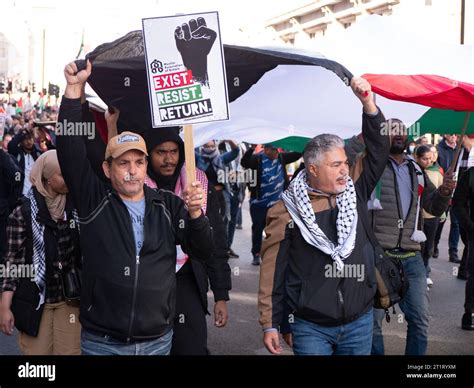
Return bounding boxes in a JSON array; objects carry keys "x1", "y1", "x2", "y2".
[{"x1": 57, "y1": 96, "x2": 213, "y2": 342}]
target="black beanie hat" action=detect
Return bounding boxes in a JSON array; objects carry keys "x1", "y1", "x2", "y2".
[{"x1": 143, "y1": 126, "x2": 182, "y2": 153}]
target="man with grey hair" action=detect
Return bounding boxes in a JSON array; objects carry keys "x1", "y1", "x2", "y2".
[{"x1": 258, "y1": 77, "x2": 390, "y2": 355}]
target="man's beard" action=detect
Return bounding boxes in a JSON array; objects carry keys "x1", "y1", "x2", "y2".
[
  {"x1": 390, "y1": 142, "x2": 408, "y2": 155},
  {"x1": 158, "y1": 164, "x2": 177, "y2": 176}
]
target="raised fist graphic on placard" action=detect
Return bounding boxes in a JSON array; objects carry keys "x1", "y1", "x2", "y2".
[{"x1": 175, "y1": 17, "x2": 217, "y2": 86}]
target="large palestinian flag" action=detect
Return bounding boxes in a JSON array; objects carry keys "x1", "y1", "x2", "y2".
[
  {"x1": 193, "y1": 72, "x2": 474, "y2": 151},
  {"x1": 83, "y1": 31, "x2": 473, "y2": 152},
  {"x1": 363, "y1": 74, "x2": 474, "y2": 137},
  {"x1": 85, "y1": 31, "x2": 354, "y2": 141}
]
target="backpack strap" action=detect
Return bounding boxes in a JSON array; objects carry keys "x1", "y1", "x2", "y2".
[
  {"x1": 407, "y1": 160, "x2": 427, "y2": 235},
  {"x1": 408, "y1": 159, "x2": 426, "y2": 191}
]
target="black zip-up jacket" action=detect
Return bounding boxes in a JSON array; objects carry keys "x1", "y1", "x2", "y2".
[
  {"x1": 259, "y1": 109, "x2": 389, "y2": 329},
  {"x1": 7, "y1": 132, "x2": 42, "y2": 191},
  {"x1": 241, "y1": 148, "x2": 301, "y2": 200},
  {"x1": 453, "y1": 167, "x2": 474, "y2": 234},
  {"x1": 56, "y1": 97, "x2": 213, "y2": 342}
]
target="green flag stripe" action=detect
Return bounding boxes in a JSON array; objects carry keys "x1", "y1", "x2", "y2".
[
  {"x1": 270, "y1": 136, "x2": 310, "y2": 152},
  {"x1": 264, "y1": 109, "x2": 473, "y2": 153},
  {"x1": 410, "y1": 108, "x2": 474, "y2": 135}
]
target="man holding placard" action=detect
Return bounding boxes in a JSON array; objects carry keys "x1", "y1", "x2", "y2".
[{"x1": 56, "y1": 60, "x2": 213, "y2": 355}]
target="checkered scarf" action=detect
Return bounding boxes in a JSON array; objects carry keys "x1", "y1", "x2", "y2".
[
  {"x1": 282, "y1": 170, "x2": 358, "y2": 271},
  {"x1": 25, "y1": 189, "x2": 80, "y2": 309},
  {"x1": 26, "y1": 189, "x2": 47, "y2": 309}
]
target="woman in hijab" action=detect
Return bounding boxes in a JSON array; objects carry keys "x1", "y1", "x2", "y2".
[{"x1": 0, "y1": 150, "x2": 82, "y2": 355}]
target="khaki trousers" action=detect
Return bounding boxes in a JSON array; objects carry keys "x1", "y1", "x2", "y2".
[{"x1": 18, "y1": 301, "x2": 81, "y2": 355}]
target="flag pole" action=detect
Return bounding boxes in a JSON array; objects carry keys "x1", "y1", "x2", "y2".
[
  {"x1": 184, "y1": 124, "x2": 196, "y2": 187},
  {"x1": 447, "y1": 111, "x2": 471, "y2": 176},
  {"x1": 76, "y1": 29, "x2": 85, "y2": 59}
]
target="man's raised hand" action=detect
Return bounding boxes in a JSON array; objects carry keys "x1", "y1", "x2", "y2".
[
  {"x1": 351, "y1": 76, "x2": 377, "y2": 114},
  {"x1": 105, "y1": 107, "x2": 120, "y2": 141},
  {"x1": 64, "y1": 60, "x2": 92, "y2": 99},
  {"x1": 64, "y1": 60, "x2": 91, "y2": 86}
]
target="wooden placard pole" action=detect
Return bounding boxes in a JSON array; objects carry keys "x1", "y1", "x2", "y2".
[
  {"x1": 184, "y1": 124, "x2": 196, "y2": 188},
  {"x1": 447, "y1": 111, "x2": 471, "y2": 176}
]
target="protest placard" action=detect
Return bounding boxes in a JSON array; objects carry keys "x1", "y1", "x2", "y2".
[{"x1": 142, "y1": 12, "x2": 229, "y2": 127}]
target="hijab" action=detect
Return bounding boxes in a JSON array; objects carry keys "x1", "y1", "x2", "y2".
[{"x1": 29, "y1": 150, "x2": 66, "y2": 221}]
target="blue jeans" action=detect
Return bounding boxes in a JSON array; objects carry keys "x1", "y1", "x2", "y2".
[
  {"x1": 290, "y1": 309, "x2": 373, "y2": 355},
  {"x1": 236, "y1": 206, "x2": 242, "y2": 226},
  {"x1": 81, "y1": 329, "x2": 173, "y2": 355},
  {"x1": 371, "y1": 308, "x2": 386, "y2": 355},
  {"x1": 249, "y1": 203, "x2": 269, "y2": 256},
  {"x1": 449, "y1": 208, "x2": 460, "y2": 254},
  {"x1": 224, "y1": 190, "x2": 240, "y2": 247},
  {"x1": 372, "y1": 253, "x2": 429, "y2": 355}
]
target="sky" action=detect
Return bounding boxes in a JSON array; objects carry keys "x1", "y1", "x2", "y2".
[
  {"x1": 2, "y1": 0, "x2": 473, "y2": 86},
  {"x1": 9, "y1": 0, "x2": 308, "y2": 44},
  {"x1": 4, "y1": 0, "x2": 311, "y2": 84}
]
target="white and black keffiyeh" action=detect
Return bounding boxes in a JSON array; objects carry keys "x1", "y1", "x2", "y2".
[
  {"x1": 282, "y1": 170, "x2": 358, "y2": 270},
  {"x1": 26, "y1": 189, "x2": 47, "y2": 310}
]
